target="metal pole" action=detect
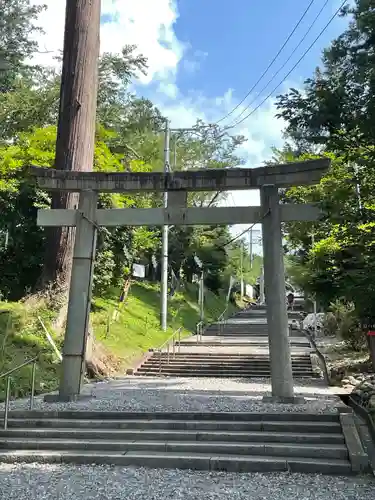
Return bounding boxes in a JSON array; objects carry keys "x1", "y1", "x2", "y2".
[
  {"x1": 249, "y1": 227, "x2": 253, "y2": 269},
  {"x1": 259, "y1": 266, "x2": 265, "y2": 304},
  {"x1": 174, "y1": 137, "x2": 177, "y2": 170},
  {"x1": 30, "y1": 362, "x2": 36, "y2": 410},
  {"x1": 311, "y1": 232, "x2": 317, "y2": 338},
  {"x1": 4, "y1": 377, "x2": 11, "y2": 430},
  {"x1": 160, "y1": 120, "x2": 170, "y2": 331},
  {"x1": 240, "y1": 242, "x2": 244, "y2": 299},
  {"x1": 200, "y1": 271, "x2": 204, "y2": 322}
]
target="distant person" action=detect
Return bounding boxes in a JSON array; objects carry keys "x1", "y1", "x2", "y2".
[{"x1": 287, "y1": 292, "x2": 294, "y2": 311}]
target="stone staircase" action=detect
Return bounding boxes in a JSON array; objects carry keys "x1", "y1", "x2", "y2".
[
  {"x1": 135, "y1": 306, "x2": 313, "y2": 378},
  {"x1": 0, "y1": 410, "x2": 366, "y2": 474},
  {"x1": 204, "y1": 323, "x2": 270, "y2": 336},
  {"x1": 136, "y1": 352, "x2": 315, "y2": 378}
]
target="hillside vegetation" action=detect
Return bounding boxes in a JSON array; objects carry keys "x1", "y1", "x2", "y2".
[{"x1": 0, "y1": 281, "x2": 236, "y2": 401}]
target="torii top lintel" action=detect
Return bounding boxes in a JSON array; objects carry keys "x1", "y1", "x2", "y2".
[{"x1": 29, "y1": 158, "x2": 330, "y2": 193}]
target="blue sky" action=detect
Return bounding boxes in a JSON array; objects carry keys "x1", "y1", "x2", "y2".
[
  {"x1": 174, "y1": 0, "x2": 348, "y2": 100},
  {"x1": 33, "y1": 0, "x2": 351, "y2": 247}
]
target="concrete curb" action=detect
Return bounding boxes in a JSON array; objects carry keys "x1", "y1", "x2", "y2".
[
  {"x1": 310, "y1": 353, "x2": 323, "y2": 378},
  {"x1": 339, "y1": 412, "x2": 369, "y2": 473}
]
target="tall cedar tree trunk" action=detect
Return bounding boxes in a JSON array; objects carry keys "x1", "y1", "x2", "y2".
[{"x1": 39, "y1": 0, "x2": 101, "y2": 292}]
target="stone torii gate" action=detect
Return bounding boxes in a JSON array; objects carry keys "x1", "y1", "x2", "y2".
[{"x1": 30, "y1": 158, "x2": 330, "y2": 402}]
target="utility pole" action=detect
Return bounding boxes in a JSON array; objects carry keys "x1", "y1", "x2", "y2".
[
  {"x1": 249, "y1": 227, "x2": 253, "y2": 269},
  {"x1": 259, "y1": 266, "x2": 265, "y2": 304},
  {"x1": 240, "y1": 241, "x2": 244, "y2": 299},
  {"x1": 194, "y1": 256, "x2": 204, "y2": 322},
  {"x1": 160, "y1": 120, "x2": 170, "y2": 331},
  {"x1": 160, "y1": 126, "x2": 204, "y2": 330},
  {"x1": 311, "y1": 232, "x2": 317, "y2": 337},
  {"x1": 199, "y1": 271, "x2": 204, "y2": 322}
]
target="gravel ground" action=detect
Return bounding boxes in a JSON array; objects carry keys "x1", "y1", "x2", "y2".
[
  {"x1": 0, "y1": 464, "x2": 373, "y2": 500},
  {"x1": 0, "y1": 376, "x2": 346, "y2": 414}
]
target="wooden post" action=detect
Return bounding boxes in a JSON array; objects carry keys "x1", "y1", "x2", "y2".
[{"x1": 41, "y1": 0, "x2": 101, "y2": 289}]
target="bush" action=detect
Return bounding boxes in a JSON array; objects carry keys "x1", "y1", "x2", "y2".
[
  {"x1": 327, "y1": 300, "x2": 366, "y2": 351},
  {"x1": 323, "y1": 312, "x2": 338, "y2": 336}
]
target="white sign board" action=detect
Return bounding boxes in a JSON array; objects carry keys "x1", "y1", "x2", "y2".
[
  {"x1": 132, "y1": 263, "x2": 145, "y2": 278},
  {"x1": 245, "y1": 284, "x2": 254, "y2": 299}
]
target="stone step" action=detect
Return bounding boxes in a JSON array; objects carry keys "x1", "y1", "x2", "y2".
[
  {"x1": 0, "y1": 424, "x2": 344, "y2": 440},
  {"x1": 152, "y1": 358, "x2": 311, "y2": 362},
  {"x1": 178, "y1": 341, "x2": 310, "y2": 347},
  {"x1": 0, "y1": 450, "x2": 352, "y2": 474},
  {"x1": 141, "y1": 363, "x2": 313, "y2": 370},
  {"x1": 4, "y1": 411, "x2": 340, "y2": 422},
  {"x1": 153, "y1": 353, "x2": 311, "y2": 359},
  {"x1": 136, "y1": 368, "x2": 317, "y2": 379},
  {"x1": 0, "y1": 437, "x2": 348, "y2": 460},
  {"x1": 0, "y1": 412, "x2": 355, "y2": 474},
  {"x1": 204, "y1": 330, "x2": 270, "y2": 334},
  {"x1": 205, "y1": 326, "x2": 269, "y2": 330},
  {"x1": 142, "y1": 363, "x2": 313, "y2": 369},
  {"x1": 145, "y1": 357, "x2": 312, "y2": 363}
]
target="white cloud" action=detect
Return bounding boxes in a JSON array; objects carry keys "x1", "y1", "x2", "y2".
[
  {"x1": 30, "y1": 0, "x2": 184, "y2": 84},
  {"x1": 157, "y1": 82, "x2": 179, "y2": 99}
]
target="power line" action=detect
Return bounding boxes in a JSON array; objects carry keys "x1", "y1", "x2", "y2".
[
  {"x1": 224, "y1": 224, "x2": 258, "y2": 248},
  {"x1": 227, "y1": 0, "x2": 330, "y2": 127},
  {"x1": 215, "y1": 0, "x2": 317, "y2": 125},
  {"x1": 222, "y1": 209, "x2": 270, "y2": 249},
  {"x1": 226, "y1": 0, "x2": 348, "y2": 130}
]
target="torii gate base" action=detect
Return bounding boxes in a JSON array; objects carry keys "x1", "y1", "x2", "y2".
[{"x1": 30, "y1": 159, "x2": 329, "y2": 402}]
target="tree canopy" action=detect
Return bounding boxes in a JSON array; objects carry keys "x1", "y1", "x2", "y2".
[{"x1": 276, "y1": 0, "x2": 375, "y2": 330}]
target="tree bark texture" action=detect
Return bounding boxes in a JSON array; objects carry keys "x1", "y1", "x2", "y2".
[{"x1": 40, "y1": 0, "x2": 101, "y2": 291}]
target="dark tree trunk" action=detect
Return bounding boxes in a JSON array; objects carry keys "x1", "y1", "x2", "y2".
[{"x1": 38, "y1": 0, "x2": 101, "y2": 292}]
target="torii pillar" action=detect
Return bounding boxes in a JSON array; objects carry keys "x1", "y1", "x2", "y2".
[{"x1": 261, "y1": 185, "x2": 299, "y2": 402}]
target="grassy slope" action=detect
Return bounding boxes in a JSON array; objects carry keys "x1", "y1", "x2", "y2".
[
  {"x1": 0, "y1": 281, "x2": 236, "y2": 401},
  {"x1": 93, "y1": 281, "x2": 236, "y2": 368}
]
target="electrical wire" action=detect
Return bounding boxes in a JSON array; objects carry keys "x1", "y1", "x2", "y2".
[
  {"x1": 227, "y1": 0, "x2": 330, "y2": 127},
  {"x1": 215, "y1": 0, "x2": 317, "y2": 125},
  {"x1": 225, "y1": 0, "x2": 348, "y2": 130},
  {"x1": 221, "y1": 208, "x2": 270, "y2": 249}
]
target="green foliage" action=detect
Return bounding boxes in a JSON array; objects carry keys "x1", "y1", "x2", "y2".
[
  {"x1": 0, "y1": 300, "x2": 61, "y2": 400},
  {"x1": 0, "y1": 0, "x2": 45, "y2": 92}
]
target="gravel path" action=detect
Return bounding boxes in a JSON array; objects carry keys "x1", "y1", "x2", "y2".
[
  {"x1": 0, "y1": 464, "x2": 373, "y2": 500},
  {"x1": 0, "y1": 376, "x2": 346, "y2": 414}
]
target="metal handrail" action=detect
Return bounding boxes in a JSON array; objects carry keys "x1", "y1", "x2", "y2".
[
  {"x1": 1, "y1": 356, "x2": 38, "y2": 429},
  {"x1": 217, "y1": 306, "x2": 228, "y2": 335},
  {"x1": 195, "y1": 306, "x2": 229, "y2": 342},
  {"x1": 158, "y1": 326, "x2": 183, "y2": 374},
  {"x1": 196, "y1": 321, "x2": 204, "y2": 344}
]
